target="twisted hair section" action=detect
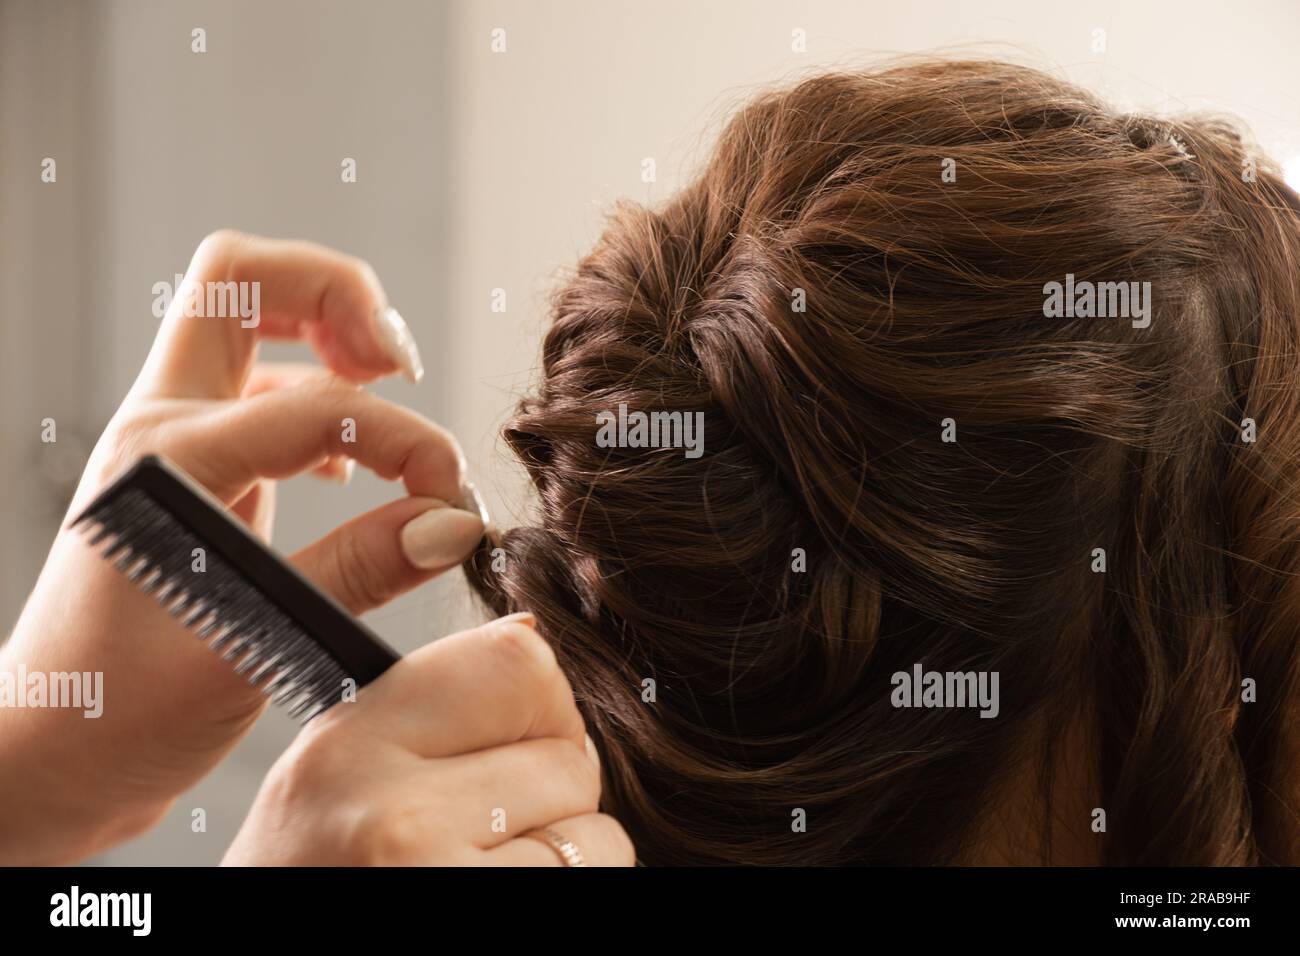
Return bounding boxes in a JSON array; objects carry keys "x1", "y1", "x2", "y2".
[{"x1": 466, "y1": 61, "x2": 1300, "y2": 865}]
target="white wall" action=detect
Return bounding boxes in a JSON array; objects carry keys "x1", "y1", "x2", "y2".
[{"x1": 439, "y1": 0, "x2": 1300, "y2": 553}]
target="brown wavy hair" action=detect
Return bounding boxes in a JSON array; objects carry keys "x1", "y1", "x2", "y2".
[{"x1": 466, "y1": 60, "x2": 1300, "y2": 865}]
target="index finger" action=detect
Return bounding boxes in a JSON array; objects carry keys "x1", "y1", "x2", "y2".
[
  {"x1": 168, "y1": 375, "x2": 465, "y2": 503},
  {"x1": 134, "y1": 231, "x2": 423, "y2": 400}
]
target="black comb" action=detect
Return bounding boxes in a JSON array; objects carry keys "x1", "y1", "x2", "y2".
[{"x1": 69, "y1": 454, "x2": 401, "y2": 721}]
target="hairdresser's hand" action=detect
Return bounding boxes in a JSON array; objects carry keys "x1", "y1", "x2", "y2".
[
  {"x1": 0, "y1": 231, "x2": 485, "y2": 865},
  {"x1": 224, "y1": 614, "x2": 635, "y2": 867}
]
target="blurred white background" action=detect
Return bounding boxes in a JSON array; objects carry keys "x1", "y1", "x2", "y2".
[{"x1": 1, "y1": 0, "x2": 1296, "y2": 863}]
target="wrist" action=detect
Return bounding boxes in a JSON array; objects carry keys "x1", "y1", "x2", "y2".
[{"x1": 0, "y1": 596, "x2": 158, "y2": 864}]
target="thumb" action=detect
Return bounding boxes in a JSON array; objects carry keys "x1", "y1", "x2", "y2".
[{"x1": 290, "y1": 496, "x2": 485, "y2": 614}]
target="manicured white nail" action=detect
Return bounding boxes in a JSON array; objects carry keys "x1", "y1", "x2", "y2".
[
  {"x1": 491, "y1": 611, "x2": 537, "y2": 630},
  {"x1": 451, "y1": 438, "x2": 469, "y2": 481},
  {"x1": 374, "y1": 306, "x2": 424, "y2": 383},
  {"x1": 340, "y1": 458, "x2": 356, "y2": 484},
  {"x1": 399, "y1": 501, "x2": 484, "y2": 569},
  {"x1": 458, "y1": 478, "x2": 492, "y2": 530}
]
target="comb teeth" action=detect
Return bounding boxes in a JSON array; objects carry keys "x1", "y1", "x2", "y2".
[{"x1": 74, "y1": 486, "x2": 350, "y2": 722}]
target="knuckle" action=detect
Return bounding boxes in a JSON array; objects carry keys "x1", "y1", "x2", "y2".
[
  {"x1": 269, "y1": 731, "x2": 335, "y2": 806},
  {"x1": 340, "y1": 802, "x2": 396, "y2": 865},
  {"x1": 346, "y1": 256, "x2": 382, "y2": 298},
  {"x1": 314, "y1": 375, "x2": 367, "y2": 422},
  {"x1": 317, "y1": 373, "x2": 362, "y2": 399},
  {"x1": 342, "y1": 799, "x2": 433, "y2": 866},
  {"x1": 485, "y1": 622, "x2": 558, "y2": 684},
  {"x1": 317, "y1": 254, "x2": 382, "y2": 320},
  {"x1": 332, "y1": 526, "x2": 390, "y2": 610},
  {"x1": 345, "y1": 530, "x2": 390, "y2": 606},
  {"x1": 193, "y1": 229, "x2": 247, "y2": 271},
  {"x1": 537, "y1": 738, "x2": 599, "y2": 807},
  {"x1": 595, "y1": 814, "x2": 637, "y2": 867}
]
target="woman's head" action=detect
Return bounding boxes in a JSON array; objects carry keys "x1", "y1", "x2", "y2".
[{"x1": 467, "y1": 59, "x2": 1300, "y2": 865}]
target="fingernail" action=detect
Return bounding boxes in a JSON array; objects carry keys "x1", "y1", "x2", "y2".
[
  {"x1": 399, "y1": 501, "x2": 485, "y2": 569},
  {"x1": 373, "y1": 306, "x2": 424, "y2": 384},
  {"x1": 449, "y1": 435, "x2": 468, "y2": 478},
  {"x1": 491, "y1": 610, "x2": 537, "y2": 629},
  {"x1": 458, "y1": 477, "x2": 492, "y2": 530},
  {"x1": 340, "y1": 458, "x2": 356, "y2": 485}
]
